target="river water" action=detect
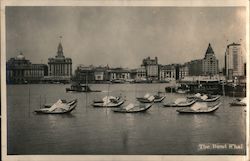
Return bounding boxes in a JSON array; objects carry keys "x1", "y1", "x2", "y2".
[{"x1": 7, "y1": 83, "x2": 246, "y2": 155}]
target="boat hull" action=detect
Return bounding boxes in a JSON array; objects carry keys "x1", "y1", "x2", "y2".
[
  {"x1": 164, "y1": 100, "x2": 196, "y2": 107},
  {"x1": 136, "y1": 97, "x2": 154, "y2": 103},
  {"x1": 197, "y1": 95, "x2": 221, "y2": 102},
  {"x1": 113, "y1": 104, "x2": 153, "y2": 113},
  {"x1": 66, "y1": 88, "x2": 101, "y2": 92},
  {"x1": 35, "y1": 99, "x2": 77, "y2": 114},
  {"x1": 176, "y1": 102, "x2": 221, "y2": 114},
  {"x1": 230, "y1": 102, "x2": 246, "y2": 106},
  {"x1": 154, "y1": 96, "x2": 165, "y2": 103},
  {"x1": 92, "y1": 100, "x2": 125, "y2": 108}
]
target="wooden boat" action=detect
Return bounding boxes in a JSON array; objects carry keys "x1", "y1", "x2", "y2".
[
  {"x1": 230, "y1": 98, "x2": 247, "y2": 106},
  {"x1": 34, "y1": 99, "x2": 77, "y2": 114},
  {"x1": 196, "y1": 95, "x2": 220, "y2": 102},
  {"x1": 176, "y1": 102, "x2": 221, "y2": 114},
  {"x1": 136, "y1": 94, "x2": 155, "y2": 103},
  {"x1": 187, "y1": 93, "x2": 220, "y2": 102},
  {"x1": 164, "y1": 98, "x2": 196, "y2": 107},
  {"x1": 66, "y1": 83, "x2": 101, "y2": 92},
  {"x1": 92, "y1": 96, "x2": 125, "y2": 107},
  {"x1": 176, "y1": 89, "x2": 189, "y2": 94},
  {"x1": 113, "y1": 103, "x2": 153, "y2": 113},
  {"x1": 154, "y1": 95, "x2": 165, "y2": 103},
  {"x1": 93, "y1": 96, "x2": 120, "y2": 103}
]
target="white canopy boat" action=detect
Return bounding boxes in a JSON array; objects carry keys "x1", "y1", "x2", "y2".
[
  {"x1": 92, "y1": 96, "x2": 125, "y2": 107},
  {"x1": 34, "y1": 99, "x2": 77, "y2": 114}
]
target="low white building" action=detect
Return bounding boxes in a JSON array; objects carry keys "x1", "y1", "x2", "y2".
[{"x1": 159, "y1": 65, "x2": 176, "y2": 81}]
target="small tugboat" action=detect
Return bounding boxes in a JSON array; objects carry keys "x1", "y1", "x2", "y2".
[
  {"x1": 34, "y1": 99, "x2": 77, "y2": 114},
  {"x1": 66, "y1": 82, "x2": 101, "y2": 92},
  {"x1": 136, "y1": 93, "x2": 155, "y2": 103},
  {"x1": 176, "y1": 102, "x2": 221, "y2": 114},
  {"x1": 164, "y1": 98, "x2": 196, "y2": 107},
  {"x1": 230, "y1": 98, "x2": 247, "y2": 106},
  {"x1": 92, "y1": 96, "x2": 125, "y2": 107},
  {"x1": 113, "y1": 103, "x2": 153, "y2": 113}
]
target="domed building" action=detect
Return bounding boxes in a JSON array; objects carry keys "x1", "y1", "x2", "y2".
[{"x1": 6, "y1": 52, "x2": 48, "y2": 84}]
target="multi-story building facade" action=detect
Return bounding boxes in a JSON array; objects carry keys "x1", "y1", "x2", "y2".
[
  {"x1": 47, "y1": 42, "x2": 72, "y2": 82},
  {"x1": 135, "y1": 67, "x2": 146, "y2": 80},
  {"x1": 225, "y1": 42, "x2": 244, "y2": 80},
  {"x1": 202, "y1": 43, "x2": 219, "y2": 75},
  {"x1": 6, "y1": 52, "x2": 48, "y2": 84},
  {"x1": 187, "y1": 43, "x2": 218, "y2": 76},
  {"x1": 178, "y1": 64, "x2": 189, "y2": 80},
  {"x1": 108, "y1": 68, "x2": 131, "y2": 80},
  {"x1": 141, "y1": 56, "x2": 159, "y2": 80},
  {"x1": 74, "y1": 65, "x2": 95, "y2": 83},
  {"x1": 187, "y1": 59, "x2": 203, "y2": 76},
  {"x1": 159, "y1": 64, "x2": 176, "y2": 81},
  {"x1": 94, "y1": 66, "x2": 109, "y2": 82}
]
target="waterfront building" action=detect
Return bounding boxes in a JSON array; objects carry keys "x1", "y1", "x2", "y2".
[
  {"x1": 159, "y1": 64, "x2": 176, "y2": 81},
  {"x1": 74, "y1": 65, "x2": 95, "y2": 83},
  {"x1": 187, "y1": 59, "x2": 203, "y2": 76},
  {"x1": 94, "y1": 66, "x2": 109, "y2": 83},
  {"x1": 108, "y1": 68, "x2": 131, "y2": 80},
  {"x1": 179, "y1": 64, "x2": 189, "y2": 80},
  {"x1": 225, "y1": 42, "x2": 244, "y2": 80},
  {"x1": 135, "y1": 67, "x2": 146, "y2": 80},
  {"x1": 6, "y1": 52, "x2": 48, "y2": 84},
  {"x1": 141, "y1": 56, "x2": 159, "y2": 80},
  {"x1": 47, "y1": 42, "x2": 72, "y2": 82},
  {"x1": 186, "y1": 43, "x2": 218, "y2": 76},
  {"x1": 202, "y1": 43, "x2": 219, "y2": 75}
]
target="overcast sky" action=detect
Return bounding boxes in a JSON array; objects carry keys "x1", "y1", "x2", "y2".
[{"x1": 6, "y1": 7, "x2": 246, "y2": 70}]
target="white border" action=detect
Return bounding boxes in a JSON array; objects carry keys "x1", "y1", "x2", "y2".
[{"x1": 1, "y1": 0, "x2": 249, "y2": 161}]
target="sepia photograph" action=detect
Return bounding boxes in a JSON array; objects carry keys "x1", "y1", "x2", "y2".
[{"x1": 1, "y1": 0, "x2": 248, "y2": 161}]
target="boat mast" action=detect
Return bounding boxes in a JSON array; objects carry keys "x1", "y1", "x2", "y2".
[{"x1": 28, "y1": 85, "x2": 30, "y2": 118}]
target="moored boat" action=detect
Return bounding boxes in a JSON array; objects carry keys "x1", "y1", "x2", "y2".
[
  {"x1": 154, "y1": 95, "x2": 165, "y2": 103},
  {"x1": 187, "y1": 93, "x2": 220, "y2": 102},
  {"x1": 176, "y1": 102, "x2": 221, "y2": 114},
  {"x1": 230, "y1": 98, "x2": 247, "y2": 106},
  {"x1": 196, "y1": 95, "x2": 220, "y2": 102},
  {"x1": 164, "y1": 98, "x2": 196, "y2": 107},
  {"x1": 66, "y1": 82, "x2": 101, "y2": 92},
  {"x1": 92, "y1": 96, "x2": 125, "y2": 108},
  {"x1": 136, "y1": 93, "x2": 155, "y2": 103},
  {"x1": 34, "y1": 99, "x2": 77, "y2": 114},
  {"x1": 113, "y1": 103, "x2": 153, "y2": 113}
]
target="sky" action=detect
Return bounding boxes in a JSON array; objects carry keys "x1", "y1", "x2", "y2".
[{"x1": 6, "y1": 6, "x2": 246, "y2": 70}]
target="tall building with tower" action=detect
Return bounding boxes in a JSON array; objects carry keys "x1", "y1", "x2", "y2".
[
  {"x1": 47, "y1": 40, "x2": 72, "y2": 82},
  {"x1": 141, "y1": 56, "x2": 159, "y2": 80},
  {"x1": 187, "y1": 43, "x2": 218, "y2": 76},
  {"x1": 202, "y1": 43, "x2": 219, "y2": 75},
  {"x1": 225, "y1": 42, "x2": 244, "y2": 80}
]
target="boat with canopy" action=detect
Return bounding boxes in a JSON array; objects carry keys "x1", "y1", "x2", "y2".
[
  {"x1": 230, "y1": 97, "x2": 247, "y2": 106},
  {"x1": 92, "y1": 96, "x2": 125, "y2": 107},
  {"x1": 113, "y1": 103, "x2": 153, "y2": 113},
  {"x1": 164, "y1": 98, "x2": 196, "y2": 107},
  {"x1": 176, "y1": 102, "x2": 221, "y2": 114},
  {"x1": 187, "y1": 93, "x2": 220, "y2": 102},
  {"x1": 136, "y1": 93, "x2": 155, "y2": 103},
  {"x1": 34, "y1": 99, "x2": 77, "y2": 114}
]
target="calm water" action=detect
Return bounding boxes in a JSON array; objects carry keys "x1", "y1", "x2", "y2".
[{"x1": 7, "y1": 84, "x2": 246, "y2": 155}]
